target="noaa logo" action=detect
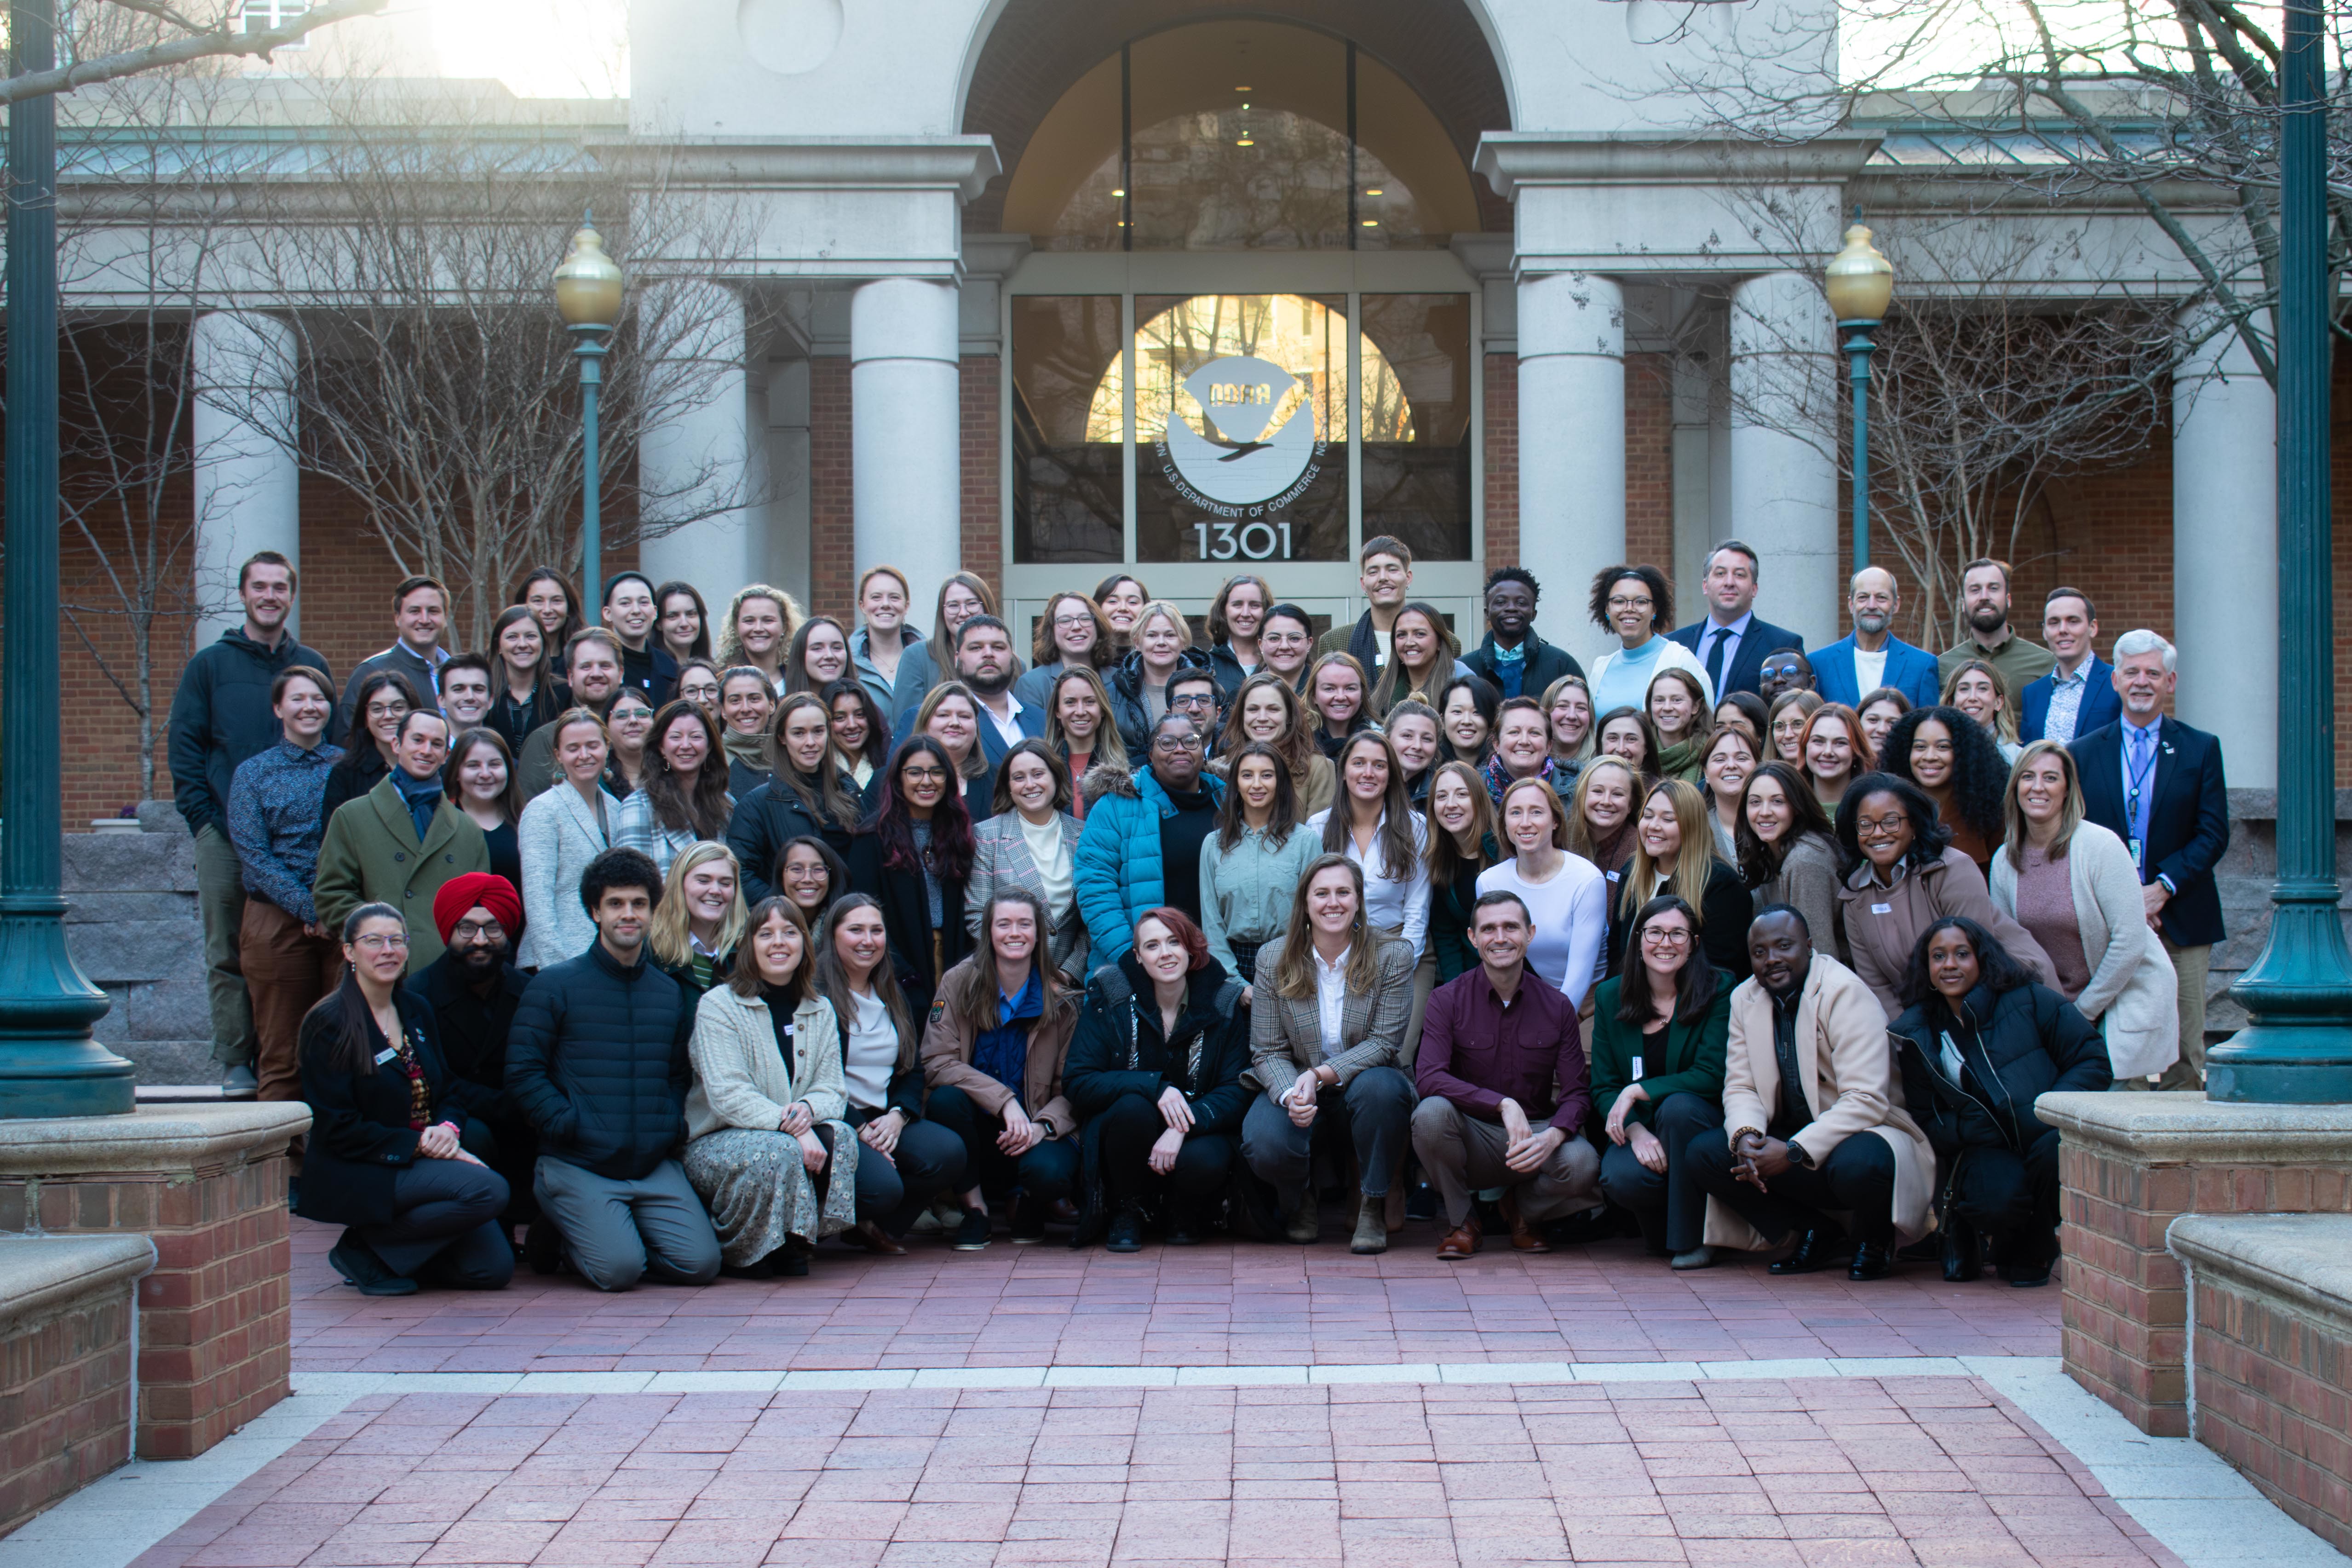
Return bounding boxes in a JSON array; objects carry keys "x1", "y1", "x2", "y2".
[{"x1": 1160, "y1": 354, "x2": 1323, "y2": 510}]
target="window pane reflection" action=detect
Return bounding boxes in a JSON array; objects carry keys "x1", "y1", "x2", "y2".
[
  {"x1": 1012, "y1": 296, "x2": 1124, "y2": 564},
  {"x1": 1361, "y1": 293, "x2": 1473, "y2": 562}
]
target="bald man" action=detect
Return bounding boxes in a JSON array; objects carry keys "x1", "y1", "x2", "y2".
[{"x1": 1811, "y1": 567, "x2": 1942, "y2": 710}]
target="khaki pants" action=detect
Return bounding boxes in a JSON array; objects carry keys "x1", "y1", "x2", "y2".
[
  {"x1": 1409, "y1": 1096, "x2": 1600, "y2": 1229},
  {"x1": 240, "y1": 898, "x2": 343, "y2": 1103},
  {"x1": 2117, "y1": 937, "x2": 2211, "y2": 1091},
  {"x1": 193, "y1": 825, "x2": 253, "y2": 1067}
]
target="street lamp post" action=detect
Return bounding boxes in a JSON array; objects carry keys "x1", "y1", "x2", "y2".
[
  {"x1": 2207, "y1": 0, "x2": 2352, "y2": 1103},
  {"x1": 553, "y1": 216, "x2": 625, "y2": 613},
  {"x1": 0, "y1": 0, "x2": 135, "y2": 1119},
  {"x1": 1825, "y1": 221, "x2": 1895, "y2": 576}
]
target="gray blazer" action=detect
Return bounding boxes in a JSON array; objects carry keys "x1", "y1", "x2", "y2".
[
  {"x1": 517, "y1": 781, "x2": 612, "y2": 971},
  {"x1": 1245, "y1": 930, "x2": 1415, "y2": 1095},
  {"x1": 965, "y1": 810, "x2": 1088, "y2": 982}
]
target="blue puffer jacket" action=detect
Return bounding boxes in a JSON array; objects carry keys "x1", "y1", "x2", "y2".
[
  {"x1": 1073, "y1": 764, "x2": 1227, "y2": 965},
  {"x1": 505, "y1": 939, "x2": 696, "y2": 1182}
]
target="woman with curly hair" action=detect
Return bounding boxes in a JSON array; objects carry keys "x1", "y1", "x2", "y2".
[
  {"x1": 1880, "y1": 704, "x2": 2011, "y2": 876},
  {"x1": 716, "y1": 584, "x2": 805, "y2": 695},
  {"x1": 613, "y1": 699, "x2": 733, "y2": 877}
]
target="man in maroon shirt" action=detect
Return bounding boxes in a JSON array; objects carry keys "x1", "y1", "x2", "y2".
[{"x1": 1411, "y1": 891, "x2": 1601, "y2": 1259}]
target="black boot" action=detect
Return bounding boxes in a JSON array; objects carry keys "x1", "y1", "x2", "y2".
[
  {"x1": 1106, "y1": 1203, "x2": 1145, "y2": 1253},
  {"x1": 2001, "y1": 1228, "x2": 2057, "y2": 1288},
  {"x1": 1941, "y1": 1214, "x2": 1983, "y2": 1282},
  {"x1": 1769, "y1": 1227, "x2": 1843, "y2": 1275},
  {"x1": 329, "y1": 1231, "x2": 419, "y2": 1297},
  {"x1": 523, "y1": 1219, "x2": 563, "y2": 1276},
  {"x1": 1847, "y1": 1241, "x2": 1896, "y2": 1281}
]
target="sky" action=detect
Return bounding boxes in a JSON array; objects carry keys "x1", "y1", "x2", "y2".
[{"x1": 425, "y1": 0, "x2": 628, "y2": 98}]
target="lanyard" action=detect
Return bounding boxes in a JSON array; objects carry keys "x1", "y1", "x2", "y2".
[{"x1": 2124, "y1": 728, "x2": 2159, "y2": 828}]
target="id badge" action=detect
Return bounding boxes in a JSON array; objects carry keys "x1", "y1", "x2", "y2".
[
  {"x1": 373, "y1": 1046, "x2": 399, "y2": 1065},
  {"x1": 1631, "y1": 1055, "x2": 1645, "y2": 1081},
  {"x1": 2129, "y1": 838, "x2": 2143, "y2": 871}
]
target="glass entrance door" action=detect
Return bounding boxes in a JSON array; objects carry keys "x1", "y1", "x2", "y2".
[{"x1": 1001, "y1": 251, "x2": 1485, "y2": 644}]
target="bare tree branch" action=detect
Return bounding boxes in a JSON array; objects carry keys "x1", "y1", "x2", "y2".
[{"x1": 0, "y1": 0, "x2": 387, "y2": 107}]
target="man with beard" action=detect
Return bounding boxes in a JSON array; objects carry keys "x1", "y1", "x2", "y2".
[
  {"x1": 944, "y1": 615, "x2": 1043, "y2": 769},
  {"x1": 1938, "y1": 558, "x2": 2055, "y2": 727},
  {"x1": 515, "y1": 629, "x2": 625, "y2": 796},
  {"x1": 410, "y1": 873, "x2": 538, "y2": 1246},
  {"x1": 1813, "y1": 566, "x2": 1942, "y2": 710}
]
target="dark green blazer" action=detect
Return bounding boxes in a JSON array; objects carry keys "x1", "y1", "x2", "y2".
[{"x1": 1585, "y1": 977, "x2": 1731, "y2": 1132}]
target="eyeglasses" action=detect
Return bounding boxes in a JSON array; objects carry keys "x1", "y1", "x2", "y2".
[
  {"x1": 450, "y1": 921, "x2": 505, "y2": 943},
  {"x1": 352, "y1": 933, "x2": 409, "y2": 952},
  {"x1": 1854, "y1": 814, "x2": 1909, "y2": 835},
  {"x1": 1170, "y1": 692, "x2": 1216, "y2": 710},
  {"x1": 901, "y1": 766, "x2": 949, "y2": 783},
  {"x1": 1052, "y1": 614, "x2": 1095, "y2": 629},
  {"x1": 1641, "y1": 928, "x2": 1693, "y2": 948},
  {"x1": 1153, "y1": 733, "x2": 1204, "y2": 752},
  {"x1": 1606, "y1": 595, "x2": 1652, "y2": 611}
]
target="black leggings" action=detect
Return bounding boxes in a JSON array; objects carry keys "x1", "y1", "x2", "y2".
[
  {"x1": 362, "y1": 1157, "x2": 514, "y2": 1288},
  {"x1": 821, "y1": 1117, "x2": 968, "y2": 1236},
  {"x1": 1091, "y1": 1092, "x2": 1235, "y2": 1207}
]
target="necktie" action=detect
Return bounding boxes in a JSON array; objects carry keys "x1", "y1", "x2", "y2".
[{"x1": 1705, "y1": 627, "x2": 1729, "y2": 692}]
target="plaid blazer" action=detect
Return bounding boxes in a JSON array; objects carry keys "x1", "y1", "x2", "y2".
[
  {"x1": 1246, "y1": 930, "x2": 1416, "y2": 1094},
  {"x1": 964, "y1": 811, "x2": 1088, "y2": 981}
]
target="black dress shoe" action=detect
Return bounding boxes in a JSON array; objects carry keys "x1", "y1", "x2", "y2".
[
  {"x1": 1941, "y1": 1217, "x2": 1983, "y2": 1283},
  {"x1": 329, "y1": 1233, "x2": 419, "y2": 1297},
  {"x1": 1106, "y1": 1205, "x2": 1145, "y2": 1253},
  {"x1": 1769, "y1": 1228, "x2": 1842, "y2": 1275},
  {"x1": 1163, "y1": 1204, "x2": 1202, "y2": 1246},
  {"x1": 1848, "y1": 1241, "x2": 1895, "y2": 1281},
  {"x1": 2001, "y1": 1230, "x2": 2057, "y2": 1287}
]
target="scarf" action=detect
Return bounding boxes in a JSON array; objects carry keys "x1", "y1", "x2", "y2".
[
  {"x1": 722, "y1": 727, "x2": 770, "y2": 778},
  {"x1": 1656, "y1": 735, "x2": 1706, "y2": 782},
  {"x1": 1345, "y1": 610, "x2": 1383, "y2": 685},
  {"x1": 390, "y1": 769, "x2": 443, "y2": 843},
  {"x1": 1586, "y1": 816, "x2": 1636, "y2": 878},
  {"x1": 1482, "y1": 753, "x2": 1557, "y2": 805}
]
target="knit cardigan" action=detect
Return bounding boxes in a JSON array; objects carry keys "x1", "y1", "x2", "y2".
[
  {"x1": 1988, "y1": 819, "x2": 2180, "y2": 1080},
  {"x1": 684, "y1": 986, "x2": 847, "y2": 1141}
]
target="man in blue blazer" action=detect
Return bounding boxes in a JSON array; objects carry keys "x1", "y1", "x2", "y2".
[
  {"x1": 1668, "y1": 541, "x2": 1805, "y2": 700},
  {"x1": 2069, "y1": 630, "x2": 2229, "y2": 1091},
  {"x1": 899, "y1": 615, "x2": 1044, "y2": 775},
  {"x1": 1811, "y1": 566, "x2": 1941, "y2": 709},
  {"x1": 2020, "y1": 588, "x2": 2122, "y2": 744}
]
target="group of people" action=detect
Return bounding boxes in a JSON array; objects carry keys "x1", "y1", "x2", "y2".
[{"x1": 164, "y1": 534, "x2": 2228, "y2": 1296}]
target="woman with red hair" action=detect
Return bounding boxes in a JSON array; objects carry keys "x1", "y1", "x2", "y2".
[{"x1": 1063, "y1": 906, "x2": 1252, "y2": 1253}]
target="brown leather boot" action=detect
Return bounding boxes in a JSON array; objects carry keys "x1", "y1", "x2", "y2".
[
  {"x1": 1498, "y1": 1189, "x2": 1550, "y2": 1252},
  {"x1": 1437, "y1": 1219, "x2": 1482, "y2": 1260}
]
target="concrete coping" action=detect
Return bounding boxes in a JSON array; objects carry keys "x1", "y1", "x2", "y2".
[
  {"x1": 0, "y1": 1235, "x2": 155, "y2": 1334},
  {"x1": 0, "y1": 1103, "x2": 311, "y2": 1177},
  {"x1": 2035, "y1": 1090, "x2": 2352, "y2": 1161},
  {"x1": 2169, "y1": 1212, "x2": 2352, "y2": 1323}
]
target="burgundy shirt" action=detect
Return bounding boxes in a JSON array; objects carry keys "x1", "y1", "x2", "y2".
[{"x1": 1415, "y1": 965, "x2": 1591, "y2": 1134}]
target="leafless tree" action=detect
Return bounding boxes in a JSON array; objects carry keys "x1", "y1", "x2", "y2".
[
  {"x1": 218, "y1": 77, "x2": 760, "y2": 646},
  {"x1": 0, "y1": 0, "x2": 385, "y2": 107},
  {"x1": 1638, "y1": 0, "x2": 2352, "y2": 385}
]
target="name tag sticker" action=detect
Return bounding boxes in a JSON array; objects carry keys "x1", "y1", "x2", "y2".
[
  {"x1": 1870, "y1": 903, "x2": 1892, "y2": 915},
  {"x1": 1631, "y1": 1055, "x2": 1645, "y2": 1080},
  {"x1": 373, "y1": 1046, "x2": 399, "y2": 1065},
  {"x1": 1605, "y1": 870, "x2": 1621, "y2": 883}
]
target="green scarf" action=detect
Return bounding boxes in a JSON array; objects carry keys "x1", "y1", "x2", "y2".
[
  {"x1": 1656, "y1": 735, "x2": 1707, "y2": 783},
  {"x1": 722, "y1": 727, "x2": 770, "y2": 776}
]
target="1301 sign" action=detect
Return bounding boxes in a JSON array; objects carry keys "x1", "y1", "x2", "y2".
[{"x1": 1192, "y1": 520, "x2": 1294, "y2": 561}]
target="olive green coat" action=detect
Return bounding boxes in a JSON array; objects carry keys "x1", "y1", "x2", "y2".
[{"x1": 312, "y1": 775, "x2": 490, "y2": 969}]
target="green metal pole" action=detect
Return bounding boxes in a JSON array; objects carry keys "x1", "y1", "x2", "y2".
[
  {"x1": 574, "y1": 327, "x2": 606, "y2": 613},
  {"x1": 0, "y1": 0, "x2": 134, "y2": 1118},
  {"x1": 1843, "y1": 321, "x2": 1877, "y2": 575},
  {"x1": 2207, "y1": 0, "x2": 2352, "y2": 1102}
]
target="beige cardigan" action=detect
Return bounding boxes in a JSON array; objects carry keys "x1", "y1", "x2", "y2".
[
  {"x1": 1711, "y1": 955, "x2": 1937, "y2": 1249},
  {"x1": 685, "y1": 987, "x2": 847, "y2": 1143},
  {"x1": 1989, "y1": 819, "x2": 2179, "y2": 1080}
]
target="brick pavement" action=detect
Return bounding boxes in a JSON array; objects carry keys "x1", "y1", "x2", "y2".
[
  {"x1": 125, "y1": 1376, "x2": 2181, "y2": 1568},
  {"x1": 287, "y1": 1222, "x2": 2062, "y2": 1378}
]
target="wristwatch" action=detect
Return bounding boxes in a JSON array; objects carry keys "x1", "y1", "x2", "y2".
[{"x1": 1786, "y1": 1142, "x2": 1814, "y2": 1170}]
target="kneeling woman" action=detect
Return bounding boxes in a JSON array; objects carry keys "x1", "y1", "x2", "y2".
[
  {"x1": 1588, "y1": 896, "x2": 1730, "y2": 1269},
  {"x1": 1065, "y1": 907, "x2": 1252, "y2": 1252},
  {"x1": 920, "y1": 890, "x2": 1082, "y2": 1248},
  {"x1": 298, "y1": 903, "x2": 512, "y2": 1296},
  {"x1": 684, "y1": 897, "x2": 861, "y2": 1279},
  {"x1": 1891, "y1": 916, "x2": 2110, "y2": 1287},
  {"x1": 1243, "y1": 854, "x2": 1418, "y2": 1255}
]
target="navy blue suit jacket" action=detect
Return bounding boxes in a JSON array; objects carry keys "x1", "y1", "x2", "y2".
[
  {"x1": 2020, "y1": 658, "x2": 2124, "y2": 744},
  {"x1": 2068, "y1": 716, "x2": 2230, "y2": 948},
  {"x1": 1810, "y1": 635, "x2": 1942, "y2": 710},
  {"x1": 1669, "y1": 616, "x2": 1805, "y2": 699}
]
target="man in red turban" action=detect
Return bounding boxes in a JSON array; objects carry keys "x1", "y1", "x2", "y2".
[{"x1": 413, "y1": 872, "x2": 538, "y2": 1250}]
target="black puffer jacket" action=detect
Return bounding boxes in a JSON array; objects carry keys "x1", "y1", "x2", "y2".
[
  {"x1": 725, "y1": 768, "x2": 857, "y2": 904},
  {"x1": 505, "y1": 939, "x2": 696, "y2": 1181},
  {"x1": 1891, "y1": 980, "x2": 2110, "y2": 1156},
  {"x1": 1106, "y1": 645, "x2": 1217, "y2": 758}
]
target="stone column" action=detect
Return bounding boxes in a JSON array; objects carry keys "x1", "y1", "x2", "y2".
[
  {"x1": 1729, "y1": 271, "x2": 1840, "y2": 644},
  {"x1": 2173, "y1": 314, "x2": 2278, "y2": 787},
  {"x1": 1517, "y1": 271, "x2": 1623, "y2": 628},
  {"x1": 190, "y1": 312, "x2": 300, "y2": 642},
  {"x1": 638, "y1": 280, "x2": 759, "y2": 611},
  {"x1": 851, "y1": 276, "x2": 961, "y2": 631}
]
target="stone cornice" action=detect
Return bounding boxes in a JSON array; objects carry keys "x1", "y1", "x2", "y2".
[
  {"x1": 2035, "y1": 1091, "x2": 2352, "y2": 1162},
  {"x1": 0, "y1": 1236, "x2": 155, "y2": 1335},
  {"x1": 637, "y1": 136, "x2": 1002, "y2": 201},
  {"x1": 1474, "y1": 132, "x2": 1882, "y2": 198},
  {"x1": 0, "y1": 1103, "x2": 311, "y2": 1176},
  {"x1": 2169, "y1": 1213, "x2": 2352, "y2": 1324}
]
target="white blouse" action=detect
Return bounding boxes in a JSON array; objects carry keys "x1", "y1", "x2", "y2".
[
  {"x1": 1304, "y1": 807, "x2": 1431, "y2": 958},
  {"x1": 1021, "y1": 813, "x2": 1074, "y2": 922}
]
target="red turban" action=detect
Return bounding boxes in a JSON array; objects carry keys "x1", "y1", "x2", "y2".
[{"x1": 433, "y1": 873, "x2": 523, "y2": 946}]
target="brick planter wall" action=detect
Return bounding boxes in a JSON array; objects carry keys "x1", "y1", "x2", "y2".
[
  {"x1": 0, "y1": 1105, "x2": 308, "y2": 1461},
  {"x1": 0, "y1": 1236, "x2": 152, "y2": 1537},
  {"x1": 2038, "y1": 1093, "x2": 2352, "y2": 1437},
  {"x1": 2169, "y1": 1214, "x2": 2352, "y2": 1555}
]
